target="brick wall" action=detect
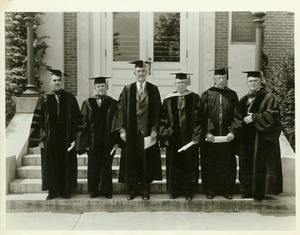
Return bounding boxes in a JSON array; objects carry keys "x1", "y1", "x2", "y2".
[
  {"x1": 64, "y1": 13, "x2": 77, "y2": 95},
  {"x1": 215, "y1": 12, "x2": 229, "y2": 68},
  {"x1": 263, "y1": 12, "x2": 294, "y2": 77}
]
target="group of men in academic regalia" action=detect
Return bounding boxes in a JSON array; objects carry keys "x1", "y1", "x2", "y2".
[{"x1": 28, "y1": 60, "x2": 283, "y2": 202}]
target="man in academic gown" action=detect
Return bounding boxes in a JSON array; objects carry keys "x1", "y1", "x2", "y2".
[
  {"x1": 28, "y1": 69, "x2": 80, "y2": 200},
  {"x1": 200, "y1": 67, "x2": 242, "y2": 200},
  {"x1": 112, "y1": 60, "x2": 162, "y2": 200},
  {"x1": 160, "y1": 73, "x2": 203, "y2": 200},
  {"x1": 76, "y1": 77, "x2": 119, "y2": 199},
  {"x1": 238, "y1": 71, "x2": 283, "y2": 200}
]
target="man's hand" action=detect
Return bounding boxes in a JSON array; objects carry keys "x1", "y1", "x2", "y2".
[
  {"x1": 226, "y1": 132, "x2": 234, "y2": 141},
  {"x1": 38, "y1": 141, "x2": 44, "y2": 149},
  {"x1": 67, "y1": 141, "x2": 75, "y2": 152},
  {"x1": 151, "y1": 130, "x2": 157, "y2": 142},
  {"x1": 244, "y1": 113, "x2": 253, "y2": 124},
  {"x1": 120, "y1": 130, "x2": 126, "y2": 142},
  {"x1": 206, "y1": 133, "x2": 215, "y2": 142},
  {"x1": 110, "y1": 144, "x2": 119, "y2": 156}
]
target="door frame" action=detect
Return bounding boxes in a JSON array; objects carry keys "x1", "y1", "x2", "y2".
[{"x1": 76, "y1": 12, "x2": 213, "y2": 102}]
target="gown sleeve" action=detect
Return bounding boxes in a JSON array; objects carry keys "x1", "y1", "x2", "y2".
[
  {"x1": 28, "y1": 95, "x2": 45, "y2": 148},
  {"x1": 111, "y1": 87, "x2": 127, "y2": 132},
  {"x1": 252, "y1": 93, "x2": 281, "y2": 133},
  {"x1": 76, "y1": 100, "x2": 90, "y2": 154},
  {"x1": 159, "y1": 98, "x2": 172, "y2": 147},
  {"x1": 200, "y1": 91, "x2": 215, "y2": 134},
  {"x1": 227, "y1": 91, "x2": 242, "y2": 137},
  {"x1": 191, "y1": 94, "x2": 203, "y2": 144}
]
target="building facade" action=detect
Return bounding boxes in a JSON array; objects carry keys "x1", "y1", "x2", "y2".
[{"x1": 37, "y1": 12, "x2": 294, "y2": 105}]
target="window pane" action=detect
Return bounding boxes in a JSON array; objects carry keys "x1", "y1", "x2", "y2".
[
  {"x1": 113, "y1": 12, "x2": 139, "y2": 61},
  {"x1": 154, "y1": 12, "x2": 180, "y2": 62}
]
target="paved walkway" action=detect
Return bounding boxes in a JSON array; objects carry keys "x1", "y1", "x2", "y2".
[{"x1": 5, "y1": 211, "x2": 296, "y2": 231}]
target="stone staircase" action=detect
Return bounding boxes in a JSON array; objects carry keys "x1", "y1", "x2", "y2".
[{"x1": 7, "y1": 147, "x2": 295, "y2": 213}]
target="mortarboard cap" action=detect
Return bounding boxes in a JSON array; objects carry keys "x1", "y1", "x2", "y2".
[
  {"x1": 129, "y1": 60, "x2": 151, "y2": 68},
  {"x1": 242, "y1": 71, "x2": 263, "y2": 78},
  {"x1": 170, "y1": 72, "x2": 193, "y2": 80},
  {"x1": 209, "y1": 67, "x2": 230, "y2": 75},
  {"x1": 47, "y1": 69, "x2": 69, "y2": 77},
  {"x1": 209, "y1": 67, "x2": 231, "y2": 79},
  {"x1": 89, "y1": 76, "x2": 111, "y2": 84}
]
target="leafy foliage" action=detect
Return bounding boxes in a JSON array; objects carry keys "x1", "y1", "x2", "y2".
[
  {"x1": 264, "y1": 51, "x2": 295, "y2": 151},
  {"x1": 5, "y1": 12, "x2": 49, "y2": 126}
]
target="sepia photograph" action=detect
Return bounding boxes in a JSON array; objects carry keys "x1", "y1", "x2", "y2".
[{"x1": 1, "y1": 0, "x2": 297, "y2": 233}]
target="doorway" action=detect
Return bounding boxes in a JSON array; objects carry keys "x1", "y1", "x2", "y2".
[{"x1": 105, "y1": 12, "x2": 188, "y2": 99}]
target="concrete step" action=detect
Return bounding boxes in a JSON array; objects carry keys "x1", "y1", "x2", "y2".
[
  {"x1": 22, "y1": 153, "x2": 167, "y2": 166},
  {"x1": 9, "y1": 178, "x2": 243, "y2": 194},
  {"x1": 6, "y1": 193, "x2": 295, "y2": 213},
  {"x1": 16, "y1": 165, "x2": 173, "y2": 179},
  {"x1": 9, "y1": 178, "x2": 169, "y2": 194},
  {"x1": 28, "y1": 147, "x2": 167, "y2": 155},
  {"x1": 23, "y1": 154, "x2": 120, "y2": 166},
  {"x1": 23, "y1": 153, "x2": 239, "y2": 167},
  {"x1": 16, "y1": 165, "x2": 240, "y2": 180}
]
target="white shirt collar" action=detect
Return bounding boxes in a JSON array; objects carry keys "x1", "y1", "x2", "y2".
[
  {"x1": 214, "y1": 85, "x2": 226, "y2": 89},
  {"x1": 249, "y1": 88, "x2": 260, "y2": 94},
  {"x1": 165, "y1": 90, "x2": 193, "y2": 99},
  {"x1": 136, "y1": 81, "x2": 146, "y2": 90}
]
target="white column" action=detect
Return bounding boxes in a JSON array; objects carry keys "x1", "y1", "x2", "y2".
[
  {"x1": 199, "y1": 12, "x2": 215, "y2": 93},
  {"x1": 77, "y1": 12, "x2": 90, "y2": 106},
  {"x1": 187, "y1": 12, "x2": 200, "y2": 94}
]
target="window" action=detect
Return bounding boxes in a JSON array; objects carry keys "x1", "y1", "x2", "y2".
[
  {"x1": 113, "y1": 12, "x2": 140, "y2": 61},
  {"x1": 154, "y1": 12, "x2": 180, "y2": 62}
]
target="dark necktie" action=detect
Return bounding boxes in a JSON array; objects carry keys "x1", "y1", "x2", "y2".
[
  {"x1": 219, "y1": 93, "x2": 223, "y2": 135},
  {"x1": 178, "y1": 96, "x2": 184, "y2": 110},
  {"x1": 138, "y1": 84, "x2": 143, "y2": 101},
  {"x1": 55, "y1": 94, "x2": 60, "y2": 119},
  {"x1": 96, "y1": 99, "x2": 102, "y2": 107},
  {"x1": 247, "y1": 92, "x2": 257, "y2": 99}
]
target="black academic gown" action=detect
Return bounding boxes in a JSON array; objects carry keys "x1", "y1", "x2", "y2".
[
  {"x1": 76, "y1": 95, "x2": 119, "y2": 194},
  {"x1": 200, "y1": 86, "x2": 242, "y2": 195},
  {"x1": 160, "y1": 91, "x2": 203, "y2": 195},
  {"x1": 112, "y1": 82, "x2": 162, "y2": 194},
  {"x1": 28, "y1": 89, "x2": 80, "y2": 194},
  {"x1": 238, "y1": 88, "x2": 283, "y2": 197}
]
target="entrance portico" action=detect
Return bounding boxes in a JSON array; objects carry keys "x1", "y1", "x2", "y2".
[{"x1": 76, "y1": 12, "x2": 215, "y2": 105}]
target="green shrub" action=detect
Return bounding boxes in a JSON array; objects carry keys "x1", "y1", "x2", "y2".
[
  {"x1": 5, "y1": 12, "x2": 48, "y2": 126},
  {"x1": 265, "y1": 51, "x2": 295, "y2": 151}
]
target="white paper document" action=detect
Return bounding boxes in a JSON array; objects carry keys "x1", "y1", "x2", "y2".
[
  {"x1": 110, "y1": 146, "x2": 117, "y2": 156},
  {"x1": 144, "y1": 136, "x2": 157, "y2": 149},
  {"x1": 178, "y1": 141, "x2": 194, "y2": 152},
  {"x1": 205, "y1": 136, "x2": 230, "y2": 143}
]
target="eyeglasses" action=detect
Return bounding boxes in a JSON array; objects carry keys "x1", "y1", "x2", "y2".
[
  {"x1": 248, "y1": 80, "x2": 260, "y2": 83},
  {"x1": 214, "y1": 76, "x2": 227, "y2": 80},
  {"x1": 176, "y1": 81, "x2": 187, "y2": 85}
]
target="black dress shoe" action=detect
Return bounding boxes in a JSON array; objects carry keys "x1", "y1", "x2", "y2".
[
  {"x1": 206, "y1": 194, "x2": 214, "y2": 199},
  {"x1": 254, "y1": 196, "x2": 264, "y2": 201},
  {"x1": 90, "y1": 192, "x2": 98, "y2": 198},
  {"x1": 241, "y1": 193, "x2": 253, "y2": 198},
  {"x1": 142, "y1": 194, "x2": 150, "y2": 200},
  {"x1": 46, "y1": 190, "x2": 57, "y2": 200},
  {"x1": 185, "y1": 195, "x2": 193, "y2": 201},
  {"x1": 224, "y1": 194, "x2": 233, "y2": 200},
  {"x1": 105, "y1": 194, "x2": 112, "y2": 199},
  {"x1": 46, "y1": 195, "x2": 56, "y2": 200},
  {"x1": 62, "y1": 195, "x2": 71, "y2": 199},
  {"x1": 127, "y1": 195, "x2": 135, "y2": 200}
]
